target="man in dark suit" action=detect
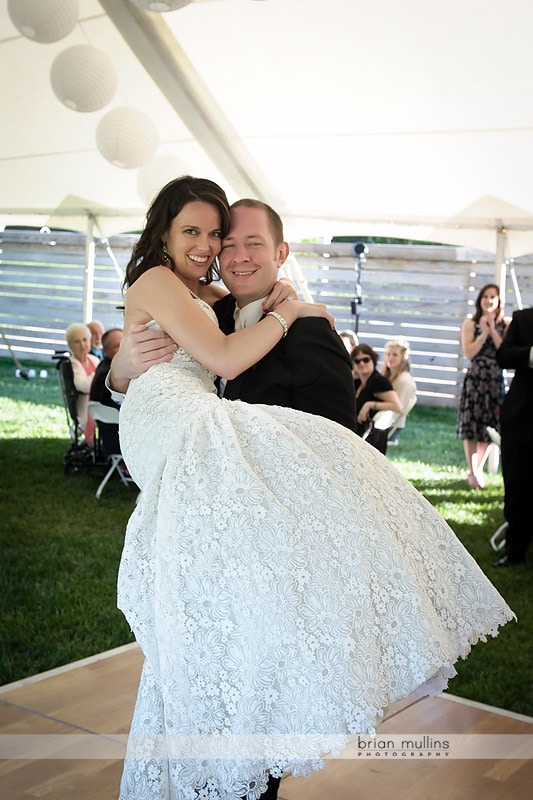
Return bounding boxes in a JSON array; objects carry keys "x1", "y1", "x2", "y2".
[
  {"x1": 90, "y1": 328, "x2": 123, "y2": 408},
  {"x1": 493, "y1": 307, "x2": 533, "y2": 566},
  {"x1": 90, "y1": 327, "x2": 123, "y2": 455}
]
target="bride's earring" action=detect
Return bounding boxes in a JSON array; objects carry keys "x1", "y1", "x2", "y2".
[{"x1": 162, "y1": 243, "x2": 169, "y2": 263}]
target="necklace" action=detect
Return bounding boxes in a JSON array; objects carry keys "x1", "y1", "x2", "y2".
[{"x1": 187, "y1": 287, "x2": 199, "y2": 300}]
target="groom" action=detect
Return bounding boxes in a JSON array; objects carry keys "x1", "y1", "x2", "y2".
[{"x1": 110, "y1": 198, "x2": 356, "y2": 432}]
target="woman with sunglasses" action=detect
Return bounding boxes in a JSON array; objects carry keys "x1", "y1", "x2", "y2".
[{"x1": 352, "y1": 343, "x2": 402, "y2": 453}]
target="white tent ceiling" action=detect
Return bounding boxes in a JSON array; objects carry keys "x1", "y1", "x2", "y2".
[{"x1": 3, "y1": 0, "x2": 533, "y2": 259}]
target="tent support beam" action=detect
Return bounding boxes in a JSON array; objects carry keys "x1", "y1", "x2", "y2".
[
  {"x1": 83, "y1": 215, "x2": 96, "y2": 324},
  {"x1": 99, "y1": 0, "x2": 286, "y2": 212}
]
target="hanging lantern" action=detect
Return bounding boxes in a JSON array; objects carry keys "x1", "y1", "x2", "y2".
[
  {"x1": 8, "y1": 0, "x2": 79, "y2": 44},
  {"x1": 96, "y1": 107, "x2": 159, "y2": 169},
  {"x1": 50, "y1": 45, "x2": 117, "y2": 112},
  {"x1": 137, "y1": 155, "x2": 189, "y2": 205},
  {"x1": 127, "y1": 0, "x2": 192, "y2": 12}
]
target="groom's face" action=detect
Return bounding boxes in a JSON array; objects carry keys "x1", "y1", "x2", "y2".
[{"x1": 219, "y1": 206, "x2": 285, "y2": 306}]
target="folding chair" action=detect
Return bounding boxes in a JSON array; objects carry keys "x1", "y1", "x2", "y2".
[
  {"x1": 485, "y1": 425, "x2": 507, "y2": 550},
  {"x1": 87, "y1": 401, "x2": 134, "y2": 499},
  {"x1": 485, "y1": 425, "x2": 501, "y2": 473},
  {"x1": 361, "y1": 410, "x2": 395, "y2": 453},
  {"x1": 362, "y1": 410, "x2": 395, "y2": 441},
  {"x1": 387, "y1": 395, "x2": 417, "y2": 443},
  {"x1": 490, "y1": 521, "x2": 508, "y2": 552}
]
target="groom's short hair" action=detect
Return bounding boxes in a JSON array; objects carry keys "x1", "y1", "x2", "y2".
[{"x1": 230, "y1": 199, "x2": 284, "y2": 248}]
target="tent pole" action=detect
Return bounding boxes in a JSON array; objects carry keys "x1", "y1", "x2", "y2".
[
  {"x1": 509, "y1": 265, "x2": 524, "y2": 310},
  {"x1": 282, "y1": 253, "x2": 313, "y2": 302},
  {"x1": 83, "y1": 215, "x2": 96, "y2": 323},
  {"x1": 495, "y1": 227, "x2": 508, "y2": 297},
  {"x1": 101, "y1": 238, "x2": 125, "y2": 282}
]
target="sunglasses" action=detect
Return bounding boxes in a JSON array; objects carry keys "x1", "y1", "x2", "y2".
[{"x1": 353, "y1": 356, "x2": 372, "y2": 365}]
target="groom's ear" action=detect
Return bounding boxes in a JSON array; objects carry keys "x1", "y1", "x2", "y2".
[{"x1": 276, "y1": 242, "x2": 290, "y2": 267}]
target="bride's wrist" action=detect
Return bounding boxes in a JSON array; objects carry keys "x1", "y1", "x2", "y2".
[{"x1": 277, "y1": 299, "x2": 299, "y2": 326}]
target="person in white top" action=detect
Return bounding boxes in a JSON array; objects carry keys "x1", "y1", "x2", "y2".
[{"x1": 380, "y1": 337, "x2": 417, "y2": 445}]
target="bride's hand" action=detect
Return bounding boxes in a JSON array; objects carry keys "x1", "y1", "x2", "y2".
[
  {"x1": 263, "y1": 278, "x2": 298, "y2": 311},
  {"x1": 276, "y1": 299, "x2": 336, "y2": 329}
]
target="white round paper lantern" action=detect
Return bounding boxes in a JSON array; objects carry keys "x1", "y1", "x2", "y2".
[
  {"x1": 8, "y1": 0, "x2": 79, "y2": 43},
  {"x1": 128, "y1": 0, "x2": 192, "y2": 12},
  {"x1": 96, "y1": 107, "x2": 159, "y2": 169},
  {"x1": 137, "y1": 155, "x2": 189, "y2": 205},
  {"x1": 51, "y1": 45, "x2": 117, "y2": 112}
]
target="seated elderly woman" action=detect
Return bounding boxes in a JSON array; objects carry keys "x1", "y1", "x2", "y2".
[{"x1": 65, "y1": 322, "x2": 100, "y2": 446}]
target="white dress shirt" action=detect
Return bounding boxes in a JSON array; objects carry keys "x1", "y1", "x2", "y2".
[
  {"x1": 219, "y1": 297, "x2": 268, "y2": 396},
  {"x1": 233, "y1": 297, "x2": 267, "y2": 330}
]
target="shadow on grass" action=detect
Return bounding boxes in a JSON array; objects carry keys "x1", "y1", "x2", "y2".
[{"x1": 0, "y1": 436, "x2": 137, "y2": 684}]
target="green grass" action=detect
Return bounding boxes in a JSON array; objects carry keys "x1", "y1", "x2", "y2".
[{"x1": 0, "y1": 358, "x2": 531, "y2": 717}]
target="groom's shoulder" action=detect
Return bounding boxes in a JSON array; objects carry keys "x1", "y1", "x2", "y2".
[
  {"x1": 288, "y1": 316, "x2": 344, "y2": 345},
  {"x1": 213, "y1": 292, "x2": 236, "y2": 325},
  {"x1": 213, "y1": 293, "x2": 236, "y2": 314}
]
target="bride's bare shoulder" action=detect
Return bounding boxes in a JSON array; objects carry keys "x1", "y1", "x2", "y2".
[
  {"x1": 133, "y1": 265, "x2": 174, "y2": 285},
  {"x1": 127, "y1": 266, "x2": 180, "y2": 297}
]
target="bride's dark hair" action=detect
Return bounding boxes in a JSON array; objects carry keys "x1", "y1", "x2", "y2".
[{"x1": 124, "y1": 175, "x2": 231, "y2": 288}]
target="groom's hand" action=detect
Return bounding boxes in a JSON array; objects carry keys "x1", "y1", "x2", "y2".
[{"x1": 109, "y1": 323, "x2": 178, "y2": 393}]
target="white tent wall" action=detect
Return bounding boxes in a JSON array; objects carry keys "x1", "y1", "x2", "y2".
[
  {"x1": 1, "y1": 229, "x2": 531, "y2": 407},
  {"x1": 3, "y1": 0, "x2": 533, "y2": 261}
]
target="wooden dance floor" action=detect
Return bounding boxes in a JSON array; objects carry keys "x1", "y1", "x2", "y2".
[{"x1": 1, "y1": 643, "x2": 531, "y2": 800}]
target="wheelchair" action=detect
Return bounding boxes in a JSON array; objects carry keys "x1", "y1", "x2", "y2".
[{"x1": 53, "y1": 350, "x2": 96, "y2": 475}]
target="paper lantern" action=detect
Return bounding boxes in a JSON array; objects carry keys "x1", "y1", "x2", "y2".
[
  {"x1": 128, "y1": 0, "x2": 192, "y2": 12},
  {"x1": 50, "y1": 45, "x2": 117, "y2": 112},
  {"x1": 96, "y1": 107, "x2": 159, "y2": 169},
  {"x1": 137, "y1": 155, "x2": 189, "y2": 205},
  {"x1": 8, "y1": 0, "x2": 79, "y2": 43}
]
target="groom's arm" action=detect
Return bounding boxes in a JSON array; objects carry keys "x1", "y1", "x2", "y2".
[{"x1": 108, "y1": 324, "x2": 178, "y2": 394}]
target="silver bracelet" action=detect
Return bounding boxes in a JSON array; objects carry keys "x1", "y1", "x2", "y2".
[{"x1": 266, "y1": 310, "x2": 288, "y2": 338}]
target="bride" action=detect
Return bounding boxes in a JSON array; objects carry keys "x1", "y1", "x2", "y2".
[{"x1": 117, "y1": 176, "x2": 513, "y2": 800}]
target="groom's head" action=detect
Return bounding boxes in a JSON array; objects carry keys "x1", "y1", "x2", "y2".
[{"x1": 219, "y1": 199, "x2": 290, "y2": 306}]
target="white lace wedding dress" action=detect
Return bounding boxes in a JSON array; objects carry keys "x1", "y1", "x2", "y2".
[{"x1": 117, "y1": 297, "x2": 513, "y2": 800}]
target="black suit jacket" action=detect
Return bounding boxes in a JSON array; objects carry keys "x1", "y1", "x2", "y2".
[
  {"x1": 90, "y1": 356, "x2": 120, "y2": 409},
  {"x1": 496, "y1": 307, "x2": 533, "y2": 441},
  {"x1": 213, "y1": 294, "x2": 357, "y2": 432}
]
